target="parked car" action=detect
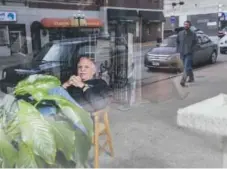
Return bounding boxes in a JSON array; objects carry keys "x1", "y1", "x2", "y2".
[
  {"x1": 219, "y1": 34, "x2": 227, "y2": 54},
  {"x1": 0, "y1": 37, "x2": 129, "y2": 94},
  {"x1": 0, "y1": 38, "x2": 93, "y2": 93},
  {"x1": 218, "y1": 27, "x2": 227, "y2": 39},
  {"x1": 144, "y1": 33, "x2": 218, "y2": 72}
]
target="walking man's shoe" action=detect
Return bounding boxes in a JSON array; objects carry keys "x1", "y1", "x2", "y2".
[
  {"x1": 187, "y1": 72, "x2": 194, "y2": 83},
  {"x1": 180, "y1": 80, "x2": 186, "y2": 87},
  {"x1": 180, "y1": 73, "x2": 187, "y2": 87}
]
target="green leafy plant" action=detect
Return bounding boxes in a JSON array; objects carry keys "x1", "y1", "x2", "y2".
[{"x1": 0, "y1": 75, "x2": 93, "y2": 168}]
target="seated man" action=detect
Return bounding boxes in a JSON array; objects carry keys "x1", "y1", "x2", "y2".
[{"x1": 48, "y1": 57, "x2": 109, "y2": 113}]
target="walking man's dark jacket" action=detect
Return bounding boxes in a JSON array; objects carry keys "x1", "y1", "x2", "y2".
[
  {"x1": 67, "y1": 79, "x2": 109, "y2": 112},
  {"x1": 176, "y1": 29, "x2": 197, "y2": 56}
]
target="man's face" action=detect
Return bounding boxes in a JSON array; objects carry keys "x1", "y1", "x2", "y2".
[
  {"x1": 77, "y1": 58, "x2": 95, "y2": 81},
  {"x1": 184, "y1": 22, "x2": 190, "y2": 30}
]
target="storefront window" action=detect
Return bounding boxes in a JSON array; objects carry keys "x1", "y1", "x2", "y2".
[
  {"x1": 0, "y1": 26, "x2": 9, "y2": 45},
  {"x1": 147, "y1": 26, "x2": 151, "y2": 35}
]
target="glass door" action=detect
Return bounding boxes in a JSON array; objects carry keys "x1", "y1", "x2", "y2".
[
  {"x1": 9, "y1": 31, "x2": 22, "y2": 54},
  {"x1": 0, "y1": 25, "x2": 11, "y2": 57}
]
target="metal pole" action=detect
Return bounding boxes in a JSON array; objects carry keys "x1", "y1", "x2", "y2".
[
  {"x1": 78, "y1": 17, "x2": 81, "y2": 27},
  {"x1": 218, "y1": 4, "x2": 223, "y2": 30}
]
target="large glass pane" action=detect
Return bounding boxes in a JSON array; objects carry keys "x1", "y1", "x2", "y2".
[{"x1": 1, "y1": 0, "x2": 225, "y2": 168}]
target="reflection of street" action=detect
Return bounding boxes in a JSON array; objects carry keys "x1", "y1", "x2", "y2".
[
  {"x1": 99, "y1": 58, "x2": 227, "y2": 168},
  {"x1": 141, "y1": 53, "x2": 227, "y2": 84}
]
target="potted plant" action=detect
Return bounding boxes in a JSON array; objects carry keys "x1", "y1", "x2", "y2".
[{"x1": 0, "y1": 74, "x2": 93, "y2": 168}]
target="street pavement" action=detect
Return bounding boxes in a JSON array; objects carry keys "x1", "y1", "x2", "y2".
[{"x1": 98, "y1": 59, "x2": 227, "y2": 168}]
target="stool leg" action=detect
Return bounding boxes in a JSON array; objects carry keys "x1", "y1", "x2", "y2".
[
  {"x1": 94, "y1": 115, "x2": 99, "y2": 168},
  {"x1": 104, "y1": 112, "x2": 114, "y2": 157}
]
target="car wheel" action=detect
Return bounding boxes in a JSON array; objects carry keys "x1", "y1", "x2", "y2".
[{"x1": 209, "y1": 51, "x2": 217, "y2": 64}]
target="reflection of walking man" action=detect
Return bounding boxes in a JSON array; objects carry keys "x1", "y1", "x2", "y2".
[{"x1": 176, "y1": 21, "x2": 197, "y2": 87}]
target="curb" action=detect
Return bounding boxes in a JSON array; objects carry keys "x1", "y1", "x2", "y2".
[
  {"x1": 140, "y1": 61, "x2": 226, "y2": 87},
  {"x1": 135, "y1": 41, "x2": 156, "y2": 47}
]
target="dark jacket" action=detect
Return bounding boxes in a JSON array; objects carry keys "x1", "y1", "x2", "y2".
[
  {"x1": 176, "y1": 29, "x2": 197, "y2": 56},
  {"x1": 67, "y1": 79, "x2": 109, "y2": 112}
]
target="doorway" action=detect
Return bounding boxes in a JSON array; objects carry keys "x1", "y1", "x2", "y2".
[
  {"x1": 9, "y1": 31, "x2": 22, "y2": 54},
  {"x1": 8, "y1": 24, "x2": 28, "y2": 54}
]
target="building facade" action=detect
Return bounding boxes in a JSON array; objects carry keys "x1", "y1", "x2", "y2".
[
  {"x1": 164, "y1": 0, "x2": 227, "y2": 38},
  {"x1": 100, "y1": 0, "x2": 165, "y2": 42},
  {"x1": 0, "y1": 0, "x2": 165, "y2": 56},
  {"x1": 0, "y1": 0, "x2": 101, "y2": 56}
]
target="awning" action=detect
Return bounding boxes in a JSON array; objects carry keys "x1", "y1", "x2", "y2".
[
  {"x1": 139, "y1": 11, "x2": 165, "y2": 22},
  {"x1": 107, "y1": 9, "x2": 139, "y2": 21},
  {"x1": 40, "y1": 18, "x2": 103, "y2": 28}
]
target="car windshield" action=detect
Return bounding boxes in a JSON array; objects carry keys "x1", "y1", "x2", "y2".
[
  {"x1": 161, "y1": 36, "x2": 177, "y2": 47},
  {"x1": 34, "y1": 42, "x2": 76, "y2": 62}
]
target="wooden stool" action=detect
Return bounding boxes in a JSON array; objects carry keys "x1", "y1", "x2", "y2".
[{"x1": 92, "y1": 107, "x2": 114, "y2": 168}]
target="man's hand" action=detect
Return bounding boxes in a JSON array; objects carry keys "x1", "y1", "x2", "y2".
[
  {"x1": 71, "y1": 76, "x2": 85, "y2": 88},
  {"x1": 62, "y1": 75, "x2": 86, "y2": 89},
  {"x1": 62, "y1": 80, "x2": 72, "y2": 89}
]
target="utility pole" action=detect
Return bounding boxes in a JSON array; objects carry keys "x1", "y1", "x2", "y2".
[
  {"x1": 218, "y1": 4, "x2": 223, "y2": 30},
  {"x1": 170, "y1": 1, "x2": 185, "y2": 31}
]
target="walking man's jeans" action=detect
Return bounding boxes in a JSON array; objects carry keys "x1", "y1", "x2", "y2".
[{"x1": 180, "y1": 53, "x2": 193, "y2": 82}]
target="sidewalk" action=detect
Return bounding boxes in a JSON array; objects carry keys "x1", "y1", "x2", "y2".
[
  {"x1": 134, "y1": 41, "x2": 156, "y2": 49},
  {"x1": 99, "y1": 63, "x2": 227, "y2": 167},
  {"x1": 0, "y1": 53, "x2": 32, "y2": 69}
]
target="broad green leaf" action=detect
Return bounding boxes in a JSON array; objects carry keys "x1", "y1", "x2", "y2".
[
  {"x1": 0, "y1": 94, "x2": 18, "y2": 124},
  {"x1": 0, "y1": 157, "x2": 2, "y2": 167},
  {"x1": 54, "y1": 151, "x2": 76, "y2": 168},
  {"x1": 17, "y1": 100, "x2": 56, "y2": 164},
  {"x1": 19, "y1": 88, "x2": 48, "y2": 102},
  {"x1": 38, "y1": 95, "x2": 93, "y2": 138},
  {"x1": 31, "y1": 89, "x2": 48, "y2": 101},
  {"x1": 0, "y1": 128, "x2": 18, "y2": 168},
  {"x1": 5, "y1": 118, "x2": 20, "y2": 141},
  {"x1": 48, "y1": 120, "x2": 76, "y2": 161},
  {"x1": 14, "y1": 74, "x2": 61, "y2": 96},
  {"x1": 16, "y1": 142, "x2": 38, "y2": 168},
  {"x1": 14, "y1": 84, "x2": 34, "y2": 96},
  {"x1": 73, "y1": 130, "x2": 92, "y2": 167},
  {"x1": 35, "y1": 154, "x2": 47, "y2": 168}
]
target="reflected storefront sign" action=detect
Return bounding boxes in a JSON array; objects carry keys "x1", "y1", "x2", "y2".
[
  {"x1": 164, "y1": 16, "x2": 179, "y2": 38},
  {"x1": 218, "y1": 12, "x2": 227, "y2": 29},
  {"x1": 31, "y1": 16, "x2": 104, "y2": 53},
  {"x1": 40, "y1": 18, "x2": 103, "y2": 28},
  {"x1": 219, "y1": 12, "x2": 227, "y2": 21},
  {"x1": 0, "y1": 11, "x2": 17, "y2": 22}
]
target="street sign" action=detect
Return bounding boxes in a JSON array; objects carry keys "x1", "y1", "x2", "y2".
[
  {"x1": 219, "y1": 12, "x2": 227, "y2": 21},
  {"x1": 170, "y1": 16, "x2": 176, "y2": 24}
]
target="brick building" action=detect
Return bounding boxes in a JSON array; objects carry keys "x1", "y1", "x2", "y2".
[{"x1": 100, "y1": 0, "x2": 165, "y2": 42}]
